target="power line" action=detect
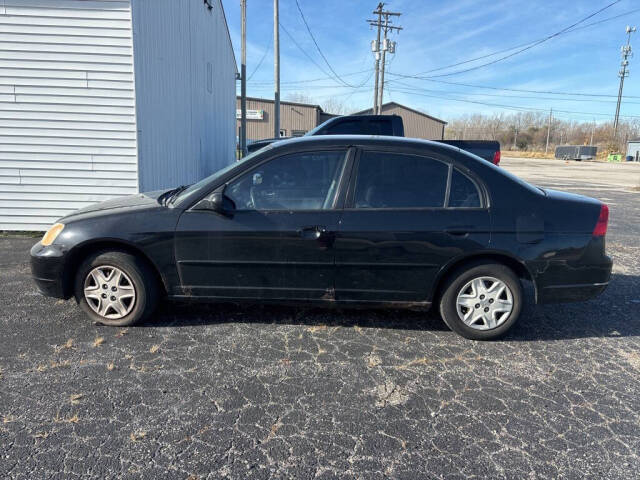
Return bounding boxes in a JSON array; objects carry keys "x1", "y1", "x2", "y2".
[
  {"x1": 389, "y1": 86, "x2": 640, "y2": 119},
  {"x1": 386, "y1": 73, "x2": 640, "y2": 99},
  {"x1": 396, "y1": 0, "x2": 621, "y2": 79},
  {"x1": 294, "y1": 0, "x2": 353, "y2": 87},
  {"x1": 386, "y1": 78, "x2": 640, "y2": 105},
  {"x1": 342, "y1": 68, "x2": 376, "y2": 105},
  {"x1": 247, "y1": 5, "x2": 639, "y2": 90},
  {"x1": 279, "y1": 22, "x2": 333, "y2": 82},
  {"x1": 249, "y1": 67, "x2": 639, "y2": 99},
  {"x1": 406, "y1": 6, "x2": 640, "y2": 77},
  {"x1": 277, "y1": 23, "x2": 375, "y2": 89},
  {"x1": 248, "y1": 68, "x2": 372, "y2": 86},
  {"x1": 247, "y1": 31, "x2": 272, "y2": 82}
]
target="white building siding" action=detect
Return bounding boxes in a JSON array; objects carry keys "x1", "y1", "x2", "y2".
[
  {"x1": 131, "y1": 0, "x2": 236, "y2": 193},
  {"x1": 0, "y1": 0, "x2": 138, "y2": 230}
]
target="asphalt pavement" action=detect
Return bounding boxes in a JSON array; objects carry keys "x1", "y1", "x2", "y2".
[{"x1": 1, "y1": 157, "x2": 639, "y2": 479}]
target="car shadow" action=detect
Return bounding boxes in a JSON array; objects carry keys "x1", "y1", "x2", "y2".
[
  {"x1": 144, "y1": 299, "x2": 450, "y2": 332},
  {"x1": 507, "y1": 273, "x2": 640, "y2": 341},
  {"x1": 140, "y1": 273, "x2": 640, "y2": 341}
]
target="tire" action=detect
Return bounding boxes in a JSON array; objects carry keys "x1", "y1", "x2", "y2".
[
  {"x1": 439, "y1": 262, "x2": 523, "y2": 340},
  {"x1": 74, "y1": 250, "x2": 159, "y2": 326}
]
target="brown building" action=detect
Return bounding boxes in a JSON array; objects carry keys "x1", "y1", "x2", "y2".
[
  {"x1": 236, "y1": 97, "x2": 446, "y2": 143},
  {"x1": 353, "y1": 102, "x2": 447, "y2": 140},
  {"x1": 236, "y1": 96, "x2": 336, "y2": 142}
]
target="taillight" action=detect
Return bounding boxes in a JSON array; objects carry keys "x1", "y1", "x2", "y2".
[
  {"x1": 593, "y1": 204, "x2": 609, "y2": 237},
  {"x1": 493, "y1": 150, "x2": 501, "y2": 165}
]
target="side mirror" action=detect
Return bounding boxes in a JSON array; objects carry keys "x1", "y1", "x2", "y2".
[{"x1": 193, "y1": 192, "x2": 235, "y2": 216}]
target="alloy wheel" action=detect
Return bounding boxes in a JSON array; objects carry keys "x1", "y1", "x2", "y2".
[
  {"x1": 83, "y1": 266, "x2": 136, "y2": 319},
  {"x1": 455, "y1": 276, "x2": 513, "y2": 330}
]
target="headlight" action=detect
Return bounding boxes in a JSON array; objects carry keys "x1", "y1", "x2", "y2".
[{"x1": 41, "y1": 223, "x2": 65, "y2": 246}]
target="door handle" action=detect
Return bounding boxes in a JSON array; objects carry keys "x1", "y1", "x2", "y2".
[
  {"x1": 445, "y1": 228, "x2": 471, "y2": 237},
  {"x1": 299, "y1": 225, "x2": 327, "y2": 240}
]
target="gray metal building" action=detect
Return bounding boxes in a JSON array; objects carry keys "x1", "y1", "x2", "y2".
[
  {"x1": 353, "y1": 102, "x2": 447, "y2": 140},
  {"x1": 237, "y1": 97, "x2": 447, "y2": 143},
  {"x1": 236, "y1": 96, "x2": 336, "y2": 142},
  {"x1": 627, "y1": 138, "x2": 640, "y2": 161},
  {"x1": 0, "y1": 0, "x2": 236, "y2": 231}
]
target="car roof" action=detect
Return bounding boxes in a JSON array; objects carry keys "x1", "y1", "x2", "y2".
[{"x1": 269, "y1": 134, "x2": 462, "y2": 154}]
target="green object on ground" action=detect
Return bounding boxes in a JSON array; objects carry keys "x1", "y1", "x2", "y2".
[{"x1": 607, "y1": 154, "x2": 623, "y2": 162}]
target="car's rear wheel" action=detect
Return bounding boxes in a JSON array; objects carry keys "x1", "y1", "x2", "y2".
[
  {"x1": 74, "y1": 250, "x2": 159, "y2": 326},
  {"x1": 439, "y1": 262, "x2": 522, "y2": 340}
]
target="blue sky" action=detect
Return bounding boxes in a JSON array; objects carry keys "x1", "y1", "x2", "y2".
[{"x1": 221, "y1": 0, "x2": 640, "y2": 124}]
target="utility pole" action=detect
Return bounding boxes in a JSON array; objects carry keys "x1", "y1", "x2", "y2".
[
  {"x1": 613, "y1": 25, "x2": 635, "y2": 139},
  {"x1": 240, "y1": 0, "x2": 247, "y2": 157},
  {"x1": 273, "y1": 0, "x2": 280, "y2": 138},
  {"x1": 367, "y1": 5, "x2": 401, "y2": 114},
  {"x1": 512, "y1": 114, "x2": 520, "y2": 150},
  {"x1": 370, "y1": 3, "x2": 383, "y2": 114},
  {"x1": 545, "y1": 108, "x2": 552, "y2": 154},
  {"x1": 590, "y1": 120, "x2": 595, "y2": 146}
]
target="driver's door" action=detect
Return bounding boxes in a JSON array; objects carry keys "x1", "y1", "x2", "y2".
[{"x1": 174, "y1": 148, "x2": 350, "y2": 301}]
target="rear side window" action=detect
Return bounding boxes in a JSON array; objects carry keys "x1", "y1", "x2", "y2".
[
  {"x1": 367, "y1": 120, "x2": 394, "y2": 136},
  {"x1": 324, "y1": 119, "x2": 393, "y2": 136},
  {"x1": 324, "y1": 120, "x2": 363, "y2": 135},
  {"x1": 354, "y1": 152, "x2": 448, "y2": 208},
  {"x1": 448, "y1": 168, "x2": 482, "y2": 208}
]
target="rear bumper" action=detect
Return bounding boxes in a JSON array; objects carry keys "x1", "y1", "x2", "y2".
[
  {"x1": 534, "y1": 255, "x2": 612, "y2": 304},
  {"x1": 30, "y1": 242, "x2": 69, "y2": 299},
  {"x1": 539, "y1": 281, "x2": 609, "y2": 304}
]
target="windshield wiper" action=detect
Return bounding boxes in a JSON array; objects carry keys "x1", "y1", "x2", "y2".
[
  {"x1": 158, "y1": 185, "x2": 188, "y2": 206},
  {"x1": 166, "y1": 185, "x2": 189, "y2": 205}
]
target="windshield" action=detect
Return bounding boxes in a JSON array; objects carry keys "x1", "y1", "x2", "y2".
[{"x1": 172, "y1": 148, "x2": 268, "y2": 206}]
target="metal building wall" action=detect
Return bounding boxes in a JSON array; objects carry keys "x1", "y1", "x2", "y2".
[
  {"x1": 132, "y1": 0, "x2": 236, "y2": 193},
  {"x1": 355, "y1": 102, "x2": 446, "y2": 140},
  {"x1": 380, "y1": 104, "x2": 445, "y2": 140},
  {"x1": 0, "y1": 0, "x2": 138, "y2": 231},
  {"x1": 236, "y1": 97, "x2": 322, "y2": 142}
]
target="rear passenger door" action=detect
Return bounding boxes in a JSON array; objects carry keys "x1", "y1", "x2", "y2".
[{"x1": 334, "y1": 148, "x2": 490, "y2": 304}]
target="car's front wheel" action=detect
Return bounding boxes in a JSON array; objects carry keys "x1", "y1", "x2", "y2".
[
  {"x1": 439, "y1": 262, "x2": 523, "y2": 340},
  {"x1": 74, "y1": 250, "x2": 159, "y2": 326}
]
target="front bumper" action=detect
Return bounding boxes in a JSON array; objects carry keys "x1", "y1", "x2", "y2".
[{"x1": 30, "y1": 242, "x2": 69, "y2": 299}]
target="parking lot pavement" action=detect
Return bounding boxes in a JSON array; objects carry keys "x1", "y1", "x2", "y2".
[{"x1": 1, "y1": 162, "x2": 640, "y2": 479}]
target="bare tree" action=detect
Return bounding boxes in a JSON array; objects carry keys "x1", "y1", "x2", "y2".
[
  {"x1": 284, "y1": 93, "x2": 354, "y2": 115},
  {"x1": 446, "y1": 111, "x2": 639, "y2": 153}
]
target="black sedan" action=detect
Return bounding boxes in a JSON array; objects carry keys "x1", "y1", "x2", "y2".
[{"x1": 31, "y1": 136, "x2": 612, "y2": 340}]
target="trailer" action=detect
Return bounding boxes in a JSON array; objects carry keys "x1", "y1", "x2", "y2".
[
  {"x1": 555, "y1": 145, "x2": 598, "y2": 161},
  {"x1": 627, "y1": 138, "x2": 640, "y2": 162}
]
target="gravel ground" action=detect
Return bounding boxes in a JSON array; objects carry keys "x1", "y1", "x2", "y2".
[{"x1": 1, "y1": 159, "x2": 639, "y2": 479}]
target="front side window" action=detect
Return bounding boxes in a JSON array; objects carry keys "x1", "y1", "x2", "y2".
[
  {"x1": 226, "y1": 150, "x2": 347, "y2": 211},
  {"x1": 354, "y1": 151, "x2": 448, "y2": 209}
]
